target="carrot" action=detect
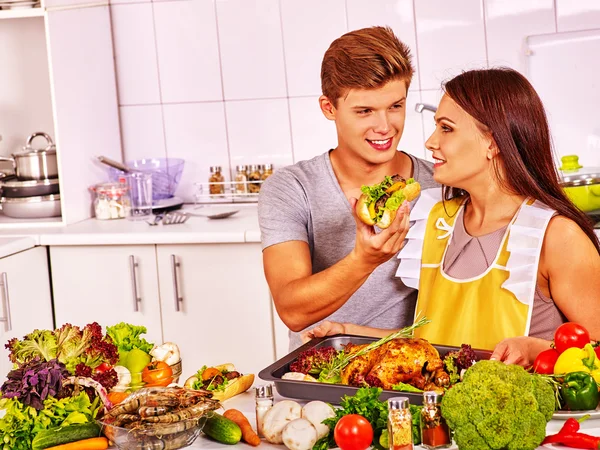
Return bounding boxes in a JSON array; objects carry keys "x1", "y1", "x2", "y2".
[
  {"x1": 45, "y1": 437, "x2": 109, "y2": 450},
  {"x1": 223, "y1": 408, "x2": 261, "y2": 446}
]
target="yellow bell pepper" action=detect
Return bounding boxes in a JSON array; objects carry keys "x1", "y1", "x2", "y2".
[{"x1": 554, "y1": 343, "x2": 600, "y2": 383}]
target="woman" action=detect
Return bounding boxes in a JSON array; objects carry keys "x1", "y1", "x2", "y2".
[{"x1": 303, "y1": 68, "x2": 600, "y2": 367}]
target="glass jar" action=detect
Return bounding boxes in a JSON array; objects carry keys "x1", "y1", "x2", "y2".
[
  {"x1": 247, "y1": 164, "x2": 262, "y2": 194},
  {"x1": 234, "y1": 165, "x2": 248, "y2": 194},
  {"x1": 209, "y1": 166, "x2": 225, "y2": 195},
  {"x1": 261, "y1": 163, "x2": 274, "y2": 181},
  {"x1": 420, "y1": 391, "x2": 451, "y2": 449},
  {"x1": 388, "y1": 397, "x2": 413, "y2": 450},
  {"x1": 92, "y1": 182, "x2": 131, "y2": 220},
  {"x1": 255, "y1": 384, "x2": 274, "y2": 438}
]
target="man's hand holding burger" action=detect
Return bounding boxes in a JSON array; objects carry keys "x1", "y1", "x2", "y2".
[{"x1": 350, "y1": 174, "x2": 420, "y2": 271}]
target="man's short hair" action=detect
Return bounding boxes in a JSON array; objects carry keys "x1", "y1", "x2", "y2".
[{"x1": 321, "y1": 26, "x2": 414, "y2": 106}]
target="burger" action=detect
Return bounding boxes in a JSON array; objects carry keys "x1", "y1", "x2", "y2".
[{"x1": 355, "y1": 175, "x2": 421, "y2": 228}]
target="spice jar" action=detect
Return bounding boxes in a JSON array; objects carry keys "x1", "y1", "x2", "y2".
[
  {"x1": 247, "y1": 164, "x2": 262, "y2": 194},
  {"x1": 209, "y1": 166, "x2": 225, "y2": 195},
  {"x1": 255, "y1": 384, "x2": 274, "y2": 438},
  {"x1": 92, "y1": 182, "x2": 131, "y2": 220},
  {"x1": 234, "y1": 165, "x2": 248, "y2": 194},
  {"x1": 388, "y1": 397, "x2": 413, "y2": 450},
  {"x1": 420, "y1": 391, "x2": 451, "y2": 449},
  {"x1": 261, "y1": 163, "x2": 274, "y2": 181}
]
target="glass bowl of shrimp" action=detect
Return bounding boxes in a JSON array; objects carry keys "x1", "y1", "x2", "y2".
[
  {"x1": 98, "y1": 417, "x2": 206, "y2": 450},
  {"x1": 98, "y1": 385, "x2": 220, "y2": 449}
]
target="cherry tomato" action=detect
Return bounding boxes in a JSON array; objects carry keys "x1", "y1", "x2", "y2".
[
  {"x1": 532, "y1": 348, "x2": 560, "y2": 374},
  {"x1": 95, "y1": 362, "x2": 113, "y2": 374},
  {"x1": 334, "y1": 414, "x2": 373, "y2": 450},
  {"x1": 142, "y1": 361, "x2": 173, "y2": 387},
  {"x1": 554, "y1": 323, "x2": 591, "y2": 354}
]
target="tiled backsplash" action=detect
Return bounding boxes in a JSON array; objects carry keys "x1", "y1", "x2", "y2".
[{"x1": 109, "y1": 0, "x2": 600, "y2": 202}]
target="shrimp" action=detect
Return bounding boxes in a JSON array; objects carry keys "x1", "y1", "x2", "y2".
[
  {"x1": 113, "y1": 413, "x2": 141, "y2": 427},
  {"x1": 106, "y1": 387, "x2": 192, "y2": 418},
  {"x1": 130, "y1": 417, "x2": 200, "y2": 437},
  {"x1": 142, "y1": 400, "x2": 220, "y2": 423},
  {"x1": 139, "y1": 405, "x2": 172, "y2": 418}
]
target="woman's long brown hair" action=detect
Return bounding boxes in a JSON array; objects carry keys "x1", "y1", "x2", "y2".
[{"x1": 443, "y1": 68, "x2": 600, "y2": 253}]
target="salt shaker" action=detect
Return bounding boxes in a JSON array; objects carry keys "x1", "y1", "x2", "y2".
[{"x1": 255, "y1": 384, "x2": 274, "y2": 437}]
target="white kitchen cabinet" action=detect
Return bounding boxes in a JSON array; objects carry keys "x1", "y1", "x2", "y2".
[
  {"x1": 49, "y1": 245, "x2": 163, "y2": 344},
  {"x1": 156, "y1": 244, "x2": 277, "y2": 378},
  {"x1": 0, "y1": 247, "x2": 53, "y2": 376},
  {"x1": 0, "y1": 6, "x2": 121, "y2": 228}
]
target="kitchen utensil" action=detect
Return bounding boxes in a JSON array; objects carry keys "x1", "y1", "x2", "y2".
[
  {"x1": 107, "y1": 158, "x2": 185, "y2": 200},
  {"x1": 0, "y1": 177, "x2": 59, "y2": 198},
  {"x1": 97, "y1": 155, "x2": 131, "y2": 173},
  {"x1": 558, "y1": 155, "x2": 600, "y2": 212},
  {"x1": 163, "y1": 211, "x2": 189, "y2": 225},
  {"x1": 258, "y1": 335, "x2": 492, "y2": 405},
  {"x1": 0, "y1": 132, "x2": 58, "y2": 180},
  {"x1": 186, "y1": 209, "x2": 239, "y2": 219},
  {"x1": 126, "y1": 172, "x2": 153, "y2": 221},
  {"x1": 0, "y1": 194, "x2": 61, "y2": 218},
  {"x1": 152, "y1": 196, "x2": 184, "y2": 214}
]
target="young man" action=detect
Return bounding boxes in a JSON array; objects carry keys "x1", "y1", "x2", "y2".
[{"x1": 258, "y1": 26, "x2": 438, "y2": 350}]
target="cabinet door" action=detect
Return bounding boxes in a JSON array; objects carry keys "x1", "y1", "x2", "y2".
[
  {"x1": 157, "y1": 244, "x2": 276, "y2": 378},
  {"x1": 49, "y1": 245, "x2": 163, "y2": 344},
  {"x1": 0, "y1": 247, "x2": 54, "y2": 376}
]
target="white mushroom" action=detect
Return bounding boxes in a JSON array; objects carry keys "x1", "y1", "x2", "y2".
[
  {"x1": 282, "y1": 418, "x2": 318, "y2": 450},
  {"x1": 301, "y1": 401, "x2": 336, "y2": 439},
  {"x1": 262, "y1": 400, "x2": 302, "y2": 444}
]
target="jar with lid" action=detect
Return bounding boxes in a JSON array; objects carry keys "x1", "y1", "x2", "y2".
[
  {"x1": 91, "y1": 182, "x2": 131, "y2": 220},
  {"x1": 234, "y1": 165, "x2": 248, "y2": 194},
  {"x1": 255, "y1": 384, "x2": 274, "y2": 438},
  {"x1": 261, "y1": 163, "x2": 274, "y2": 181},
  {"x1": 209, "y1": 166, "x2": 225, "y2": 195},
  {"x1": 247, "y1": 164, "x2": 262, "y2": 194},
  {"x1": 420, "y1": 391, "x2": 451, "y2": 449},
  {"x1": 388, "y1": 397, "x2": 413, "y2": 450}
]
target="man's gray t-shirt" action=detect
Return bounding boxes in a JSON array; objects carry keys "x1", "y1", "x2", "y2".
[{"x1": 258, "y1": 150, "x2": 438, "y2": 350}]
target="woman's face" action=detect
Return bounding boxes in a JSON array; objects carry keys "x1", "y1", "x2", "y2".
[{"x1": 425, "y1": 94, "x2": 496, "y2": 191}]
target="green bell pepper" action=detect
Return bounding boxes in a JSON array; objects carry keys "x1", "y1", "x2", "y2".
[{"x1": 562, "y1": 371, "x2": 600, "y2": 411}]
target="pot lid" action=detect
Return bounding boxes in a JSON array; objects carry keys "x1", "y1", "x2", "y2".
[
  {"x1": 0, "y1": 178, "x2": 59, "y2": 188},
  {"x1": 14, "y1": 132, "x2": 56, "y2": 157},
  {"x1": 559, "y1": 155, "x2": 600, "y2": 187}
]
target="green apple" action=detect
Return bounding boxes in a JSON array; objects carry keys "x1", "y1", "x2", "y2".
[{"x1": 125, "y1": 347, "x2": 152, "y2": 385}]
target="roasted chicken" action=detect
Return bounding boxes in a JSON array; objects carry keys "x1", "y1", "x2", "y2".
[{"x1": 341, "y1": 338, "x2": 449, "y2": 391}]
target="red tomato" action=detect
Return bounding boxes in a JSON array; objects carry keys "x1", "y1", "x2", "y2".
[
  {"x1": 334, "y1": 415, "x2": 373, "y2": 450},
  {"x1": 532, "y1": 349, "x2": 559, "y2": 374},
  {"x1": 95, "y1": 362, "x2": 112, "y2": 374},
  {"x1": 554, "y1": 323, "x2": 591, "y2": 354}
]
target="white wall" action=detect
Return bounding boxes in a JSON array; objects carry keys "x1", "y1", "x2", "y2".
[{"x1": 109, "y1": 0, "x2": 600, "y2": 202}]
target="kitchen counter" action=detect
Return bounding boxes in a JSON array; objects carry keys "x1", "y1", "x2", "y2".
[
  {"x1": 0, "y1": 204, "x2": 262, "y2": 247},
  {"x1": 0, "y1": 236, "x2": 38, "y2": 258},
  {"x1": 109, "y1": 387, "x2": 600, "y2": 450}
]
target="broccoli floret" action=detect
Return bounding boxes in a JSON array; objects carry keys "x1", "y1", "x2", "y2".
[{"x1": 441, "y1": 360, "x2": 555, "y2": 450}]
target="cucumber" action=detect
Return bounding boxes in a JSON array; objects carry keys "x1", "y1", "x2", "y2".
[
  {"x1": 203, "y1": 412, "x2": 242, "y2": 445},
  {"x1": 32, "y1": 422, "x2": 101, "y2": 450}
]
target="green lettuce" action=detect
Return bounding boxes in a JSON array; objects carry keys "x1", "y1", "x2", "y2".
[{"x1": 106, "y1": 323, "x2": 154, "y2": 355}]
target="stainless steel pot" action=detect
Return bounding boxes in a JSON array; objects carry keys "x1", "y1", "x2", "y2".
[
  {"x1": 0, "y1": 194, "x2": 61, "y2": 218},
  {"x1": 0, "y1": 132, "x2": 58, "y2": 180}
]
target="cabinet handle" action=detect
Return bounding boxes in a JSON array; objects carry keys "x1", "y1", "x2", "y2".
[
  {"x1": 0, "y1": 272, "x2": 12, "y2": 332},
  {"x1": 129, "y1": 255, "x2": 142, "y2": 312},
  {"x1": 171, "y1": 254, "x2": 183, "y2": 312}
]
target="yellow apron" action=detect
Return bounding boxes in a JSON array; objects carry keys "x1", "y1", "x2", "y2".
[{"x1": 396, "y1": 190, "x2": 556, "y2": 351}]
